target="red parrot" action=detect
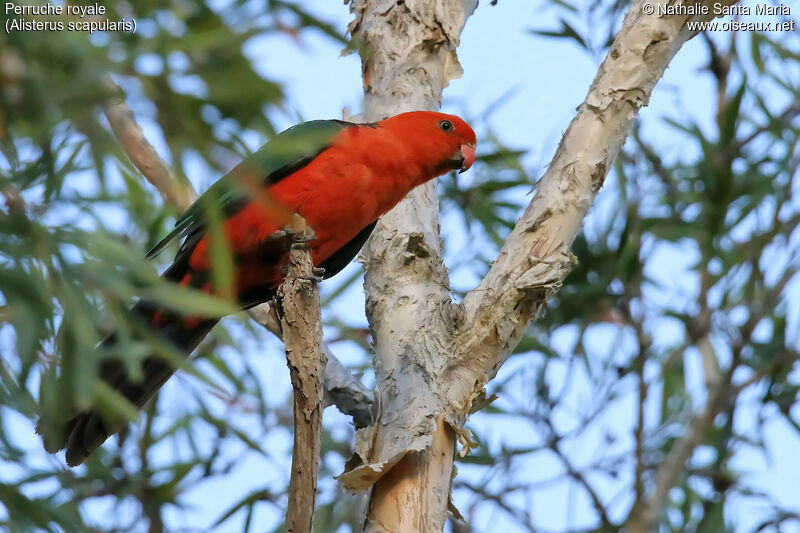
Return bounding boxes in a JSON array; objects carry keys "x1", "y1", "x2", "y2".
[{"x1": 40, "y1": 111, "x2": 477, "y2": 466}]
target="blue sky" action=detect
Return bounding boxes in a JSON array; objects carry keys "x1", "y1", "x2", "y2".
[{"x1": 3, "y1": 1, "x2": 800, "y2": 531}]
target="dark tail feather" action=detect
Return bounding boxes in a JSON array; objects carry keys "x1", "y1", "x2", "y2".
[{"x1": 38, "y1": 303, "x2": 217, "y2": 466}]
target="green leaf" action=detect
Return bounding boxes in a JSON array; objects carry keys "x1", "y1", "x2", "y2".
[
  {"x1": 530, "y1": 20, "x2": 588, "y2": 51},
  {"x1": 720, "y1": 81, "x2": 747, "y2": 146},
  {"x1": 138, "y1": 284, "x2": 240, "y2": 318}
]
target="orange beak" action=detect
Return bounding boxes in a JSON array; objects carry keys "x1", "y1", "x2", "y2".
[{"x1": 459, "y1": 143, "x2": 476, "y2": 173}]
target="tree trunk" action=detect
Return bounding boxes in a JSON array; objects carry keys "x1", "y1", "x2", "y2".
[
  {"x1": 341, "y1": 1, "x2": 738, "y2": 532},
  {"x1": 340, "y1": 1, "x2": 477, "y2": 531}
]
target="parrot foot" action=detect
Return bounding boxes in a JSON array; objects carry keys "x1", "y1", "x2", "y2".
[
  {"x1": 283, "y1": 213, "x2": 316, "y2": 243},
  {"x1": 268, "y1": 215, "x2": 317, "y2": 243},
  {"x1": 312, "y1": 267, "x2": 326, "y2": 276},
  {"x1": 289, "y1": 232, "x2": 315, "y2": 244},
  {"x1": 297, "y1": 275, "x2": 323, "y2": 284}
]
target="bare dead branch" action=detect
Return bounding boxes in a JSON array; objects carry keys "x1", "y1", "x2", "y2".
[
  {"x1": 321, "y1": 351, "x2": 373, "y2": 428},
  {"x1": 102, "y1": 78, "x2": 194, "y2": 210},
  {"x1": 277, "y1": 241, "x2": 327, "y2": 533},
  {"x1": 625, "y1": 379, "x2": 733, "y2": 533}
]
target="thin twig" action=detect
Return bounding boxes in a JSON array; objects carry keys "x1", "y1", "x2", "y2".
[
  {"x1": 102, "y1": 78, "x2": 194, "y2": 210},
  {"x1": 276, "y1": 241, "x2": 326, "y2": 533},
  {"x1": 625, "y1": 378, "x2": 733, "y2": 533}
]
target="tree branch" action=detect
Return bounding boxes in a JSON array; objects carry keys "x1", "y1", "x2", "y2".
[
  {"x1": 103, "y1": 79, "x2": 194, "y2": 210},
  {"x1": 625, "y1": 377, "x2": 733, "y2": 533},
  {"x1": 341, "y1": 1, "x2": 736, "y2": 530},
  {"x1": 451, "y1": 0, "x2": 737, "y2": 418},
  {"x1": 277, "y1": 241, "x2": 327, "y2": 533}
]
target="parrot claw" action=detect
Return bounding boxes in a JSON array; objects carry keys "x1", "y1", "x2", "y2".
[
  {"x1": 288, "y1": 231, "x2": 316, "y2": 244},
  {"x1": 312, "y1": 267, "x2": 326, "y2": 276},
  {"x1": 283, "y1": 214, "x2": 316, "y2": 243},
  {"x1": 269, "y1": 216, "x2": 317, "y2": 243}
]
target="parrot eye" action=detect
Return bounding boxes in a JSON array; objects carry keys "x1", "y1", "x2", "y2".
[{"x1": 438, "y1": 120, "x2": 453, "y2": 132}]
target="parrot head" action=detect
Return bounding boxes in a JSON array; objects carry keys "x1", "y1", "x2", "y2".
[{"x1": 381, "y1": 111, "x2": 477, "y2": 178}]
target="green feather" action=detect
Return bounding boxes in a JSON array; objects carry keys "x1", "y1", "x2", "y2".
[{"x1": 146, "y1": 119, "x2": 350, "y2": 260}]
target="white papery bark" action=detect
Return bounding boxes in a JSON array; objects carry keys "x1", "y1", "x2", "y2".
[
  {"x1": 340, "y1": 1, "x2": 736, "y2": 532},
  {"x1": 338, "y1": 1, "x2": 477, "y2": 531}
]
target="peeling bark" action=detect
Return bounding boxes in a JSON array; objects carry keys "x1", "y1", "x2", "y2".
[
  {"x1": 340, "y1": 0, "x2": 478, "y2": 531},
  {"x1": 364, "y1": 418, "x2": 456, "y2": 533},
  {"x1": 343, "y1": 1, "x2": 735, "y2": 532},
  {"x1": 277, "y1": 242, "x2": 327, "y2": 533}
]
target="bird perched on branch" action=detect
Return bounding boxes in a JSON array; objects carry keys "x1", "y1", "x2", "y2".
[{"x1": 39, "y1": 111, "x2": 477, "y2": 466}]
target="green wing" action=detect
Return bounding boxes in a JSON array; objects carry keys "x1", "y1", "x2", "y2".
[{"x1": 146, "y1": 119, "x2": 350, "y2": 260}]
